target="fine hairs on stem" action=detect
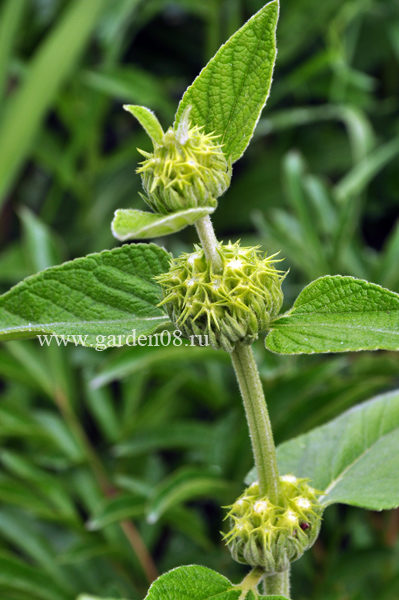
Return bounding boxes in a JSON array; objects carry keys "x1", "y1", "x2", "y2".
[{"x1": 193, "y1": 215, "x2": 287, "y2": 596}]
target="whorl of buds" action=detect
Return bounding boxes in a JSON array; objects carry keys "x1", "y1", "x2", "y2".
[
  {"x1": 224, "y1": 475, "x2": 323, "y2": 574},
  {"x1": 156, "y1": 242, "x2": 284, "y2": 352},
  {"x1": 137, "y1": 109, "x2": 231, "y2": 214}
]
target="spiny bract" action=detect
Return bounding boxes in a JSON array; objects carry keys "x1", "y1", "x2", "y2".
[
  {"x1": 156, "y1": 241, "x2": 285, "y2": 352},
  {"x1": 137, "y1": 112, "x2": 231, "y2": 214},
  {"x1": 225, "y1": 475, "x2": 323, "y2": 574}
]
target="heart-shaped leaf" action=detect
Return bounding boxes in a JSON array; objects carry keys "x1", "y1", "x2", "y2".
[
  {"x1": 111, "y1": 207, "x2": 214, "y2": 241},
  {"x1": 143, "y1": 565, "x2": 286, "y2": 600},
  {"x1": 266, "y1": 275, "x2": 399, "y2": 354}
]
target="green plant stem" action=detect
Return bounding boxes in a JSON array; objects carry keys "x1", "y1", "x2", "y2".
[
  {"x1": 264, "y1": 570, "x2": 290, "y2": 597},
  {"x1": 230, "y1": 343, "x2": 280, "y2": 503},
  {"x1": 195, "y1": 214, "x2": 223, "y2": 271},
  {"x1": 194, "y1": 214, "x2": 288, "y2": 595}
]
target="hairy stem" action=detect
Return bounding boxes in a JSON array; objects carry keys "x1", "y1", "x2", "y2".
[
  {"x1": 264, "y1": 570, "x2": 290, "y2": 597},
  {"x1": 193, "y1": 214, "x2": 288, "y2": 594},
  {"x1": 230, "y1": 343, "x2": 280, "y2": 503},
  {"x1": 195, "y1": 214, "x2": 223, "y2": 271}
]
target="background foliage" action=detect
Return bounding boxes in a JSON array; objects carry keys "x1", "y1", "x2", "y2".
[{"x1": 0, "y1": 0, "x2": 398, "y2": 599}]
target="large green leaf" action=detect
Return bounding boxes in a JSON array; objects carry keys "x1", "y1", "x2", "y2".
[
  {"x1": 175, "y1": 0, "x2": 279, "y2": 163},
  {"x1": 144, "y1": 566, "x2": 287, "y2": 600},
  {"x1": 144, "y1": 566, "x2": 239, "y2": 600},
  {"x1": 266, "y1": 275, "x2": 399, "y2": 354},
  {"x1": 247, "y1": 390, "x2": 399, "y2": 510},
  {"x1": 0, "y1": 244, "x2": 171, "y2": 348},
  {"x1": 112, "y1": 207, "x2": 214, "y2": 241}
]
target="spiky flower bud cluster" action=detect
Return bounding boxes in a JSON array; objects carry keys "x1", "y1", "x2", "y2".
[
  {"x1": 224, "y1": 475, "x2": 323, "y2": 574},
  {"x1": 137, "y1": 111, "x2": 231, "y2": 214},
  {"x1": 156, "y1": 241, "x2": 284, "y2": 352}
]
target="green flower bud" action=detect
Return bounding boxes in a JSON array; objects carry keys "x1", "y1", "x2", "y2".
[
  {"x1": 156, "y1": 241, "x2": 285, "y2": 352},
  {"x1": 224, "y1": 475, "x2": 323, "y2": 574},
  {"x1": 137, "y1": 108, "x2": 231, "y2": 214}
]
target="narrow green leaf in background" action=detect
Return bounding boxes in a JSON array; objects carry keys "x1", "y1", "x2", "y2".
[
  {"x1": 0, "y1": 0, "x2": 106, "y2": 205},
  {"x1": 87, "y1": 495, "x2": 145, "y2": 531},
  {"x1": 247, "y1": 390, "x2": 399, "y2": 510},
  {"x1": 123, "y1": 104, "x2": 164, "y2": 145},
  {"x1": 175, "y1": 0, "x2": 279, "y2": 163},
  {"x1": 0, "y1": 244, "x2": 171, "y2": 347},
  {"x1": 112, "y1": 207, "x2": 215, "y2": 240},
  {"x1": 266, "y1": 275, "x2": 399, "y2": 354},
  {"x1": 147, "y1": 467, "x2": 229, "y2": 524}
]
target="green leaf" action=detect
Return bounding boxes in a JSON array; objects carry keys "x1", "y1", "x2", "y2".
[
  {"x1": 175, "y1": 0, "x2": 279, "y2": 163},
  {"x1": 266, "y1": 275, "x2": 399, "y2": 355},
  {"x1": 87, "y1": 494, "x2": 145, "y2": 531},
  {"x1": 144, "y1": 566, "x2": 287, "y2": 600},
  {"x1": 78, "y1": 597, "x2": 129, "y2": 600},
  {"x1": 0, "y1": 0, "x2": 106, "y2": 205},
  {"x1": 247, "y1": 390, "x2": 399, "y2": 510},
  {"x1": 123, "y1": 104, "x2": 164, "y2": 145},
  {"x1": 0, "y1": 551, "x2": 69, "y2": 600},
  {"x1": 0, "y1": 244, "x2": 171, "y2": 348},
  {"x1": 111, "y1": 207, "x2": 214, "y2": 241},
  {"x1": 147, "y1": 467, "x2": 229, "y2": 524},
  {"x1": 144, "y1": 565, "x2": 241, "y2": 600}
]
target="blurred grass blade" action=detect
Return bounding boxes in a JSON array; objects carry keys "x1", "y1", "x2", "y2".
[
  {"x1": 19, "y1": 207, "x2": 62, "y2": 273},
  {"x1": 0, "y1": 0, "x2": 106, "y2": 205},
  {"x1": 91, "y1": 346, "x2": 226, "y2": 389},
  {"x1": 283, "y1": 151, "x2": 329, "y2": 275},
  {"x1": 335, "y1": 137, "x2": 399, "y2": 202},
  {"x1": 0, "y1": 551, "x2": 70, "y2": 600},
  {"x1": 0, "y1": 0, "x2": 25, "y2": 102},
  {"x1": 87, "y1": 495, "x2": 145, "y2": 531},
  {"x1": 147, "y1": 467, "x2": 229, "y2": 524},
  {"x1": 378, "y1": 220, "x2": 399, "y2": 291}
]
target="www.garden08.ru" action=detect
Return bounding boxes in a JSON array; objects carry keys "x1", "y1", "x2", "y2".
[{"x1": 36, "y1": 329, "x2": 210, "y2": 351}]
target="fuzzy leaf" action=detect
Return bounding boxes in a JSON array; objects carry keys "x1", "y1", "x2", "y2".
[
  {"x1": 123, "y1": 104, "x2": 164, "y2": 145},
  {"x1": 247, "y1": 390, "x2": 399, "y2": 510},
  {"x1": 111, "y1": 207, "x2": 214, "y2": 241},
  {"x1": 144, "y1": 565, "x2": 286, "y2": 600},
  {"x1": 266, "y1": 275, "x2": 399, "y2": 354},
  {"x1": 175, "y1": 0, "x2": 279, "y2": 163},
  {"x1": 144, "y1": 565, "x2": 240, "y2": 600},
  {"x1": 0, "y1": 244, "x2": 171, "y2": 348}
]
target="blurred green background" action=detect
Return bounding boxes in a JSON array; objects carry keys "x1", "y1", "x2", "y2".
[{"x1": 0, "y1": 0, "x2": 398, "y2": 599}]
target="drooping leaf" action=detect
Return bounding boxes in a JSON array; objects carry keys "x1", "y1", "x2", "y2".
[
  {"x1": 111, "y1": 207, "x2": 214, "y2": 241},
  {"x1": 175, "y1": 0, "x2": 279, "y2": 163},
  {"x1": 0, "y1": 244, "x2": 171, "y2": 348},
  {"x1": 144, "y1": 565, "x2": 240, "y2": 600},
  {"x1": 247, "y1": 390, "x2": 399, "y2": 510},
  {"x1": 266, "y1": 275, "x2": 399, "y2": 354},
  {"x1": 123, "y1": 104, "x2": 164, "y2": 145}
]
